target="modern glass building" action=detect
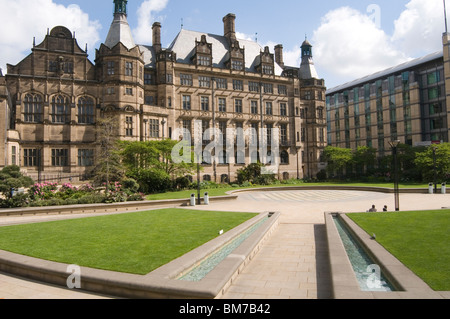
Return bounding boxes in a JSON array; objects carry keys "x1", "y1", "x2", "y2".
[{"x1": 326, "y1": 35, "x2": 450, "y2": 156}]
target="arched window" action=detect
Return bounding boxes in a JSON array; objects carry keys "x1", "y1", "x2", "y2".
[
  {"x1": 78, "y1": 96, "x2": 95, "y2": 124},
  {"x1": 51, "y1": 95, "x2": 70, "y2": 123},
  {"x1": 203, "y1": 174, "x2": 211, "y2": 182},
  {"x1": 23, "y1": 94, "x2": 43, "y2": 123}
]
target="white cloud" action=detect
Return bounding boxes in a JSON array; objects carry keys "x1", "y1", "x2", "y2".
[
  {"x1": 313, "y1": 0, "x2": 447, "y2": 88},
  {"x1": 312, "y1": 6, "x2": 409, "y2": 87},
  {"x1": 133, "y1": 0, "x2": 169, "y2": 44},
  {"x1": 0, "y1": 0, "x2": 101, "y2": 73},
  {"x1": 392, "y1": 0, "x2": 445, "y2": 56}
]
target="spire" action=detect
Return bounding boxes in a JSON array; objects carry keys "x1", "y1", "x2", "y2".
[
  {"x1": 104, "y1": 0, "x2": 135, "y2": 50},
  {"x1": 298, "y1": 38, "x2": 319, "y2": 80}
]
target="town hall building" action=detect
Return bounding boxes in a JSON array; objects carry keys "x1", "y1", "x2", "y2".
[{"x1": 0, "y1": 0, "x2": 327, "y2": 183}]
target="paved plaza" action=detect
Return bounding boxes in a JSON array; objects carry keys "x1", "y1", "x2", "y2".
[{"x1": 0, "y1": 189, "x2": 449, "y2": 299}]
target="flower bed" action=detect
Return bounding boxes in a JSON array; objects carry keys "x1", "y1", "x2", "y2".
[{"x1": 23, "y1": 181, "x2": 145, "y2": 207}]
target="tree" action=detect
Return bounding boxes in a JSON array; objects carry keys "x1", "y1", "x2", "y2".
[
  {"x1": 152, "y1": 139, "x2": 196, "y2": 178},
  {"x1": 415, "y1": 143, "x2": 450, "y2": 183},
  {"x1": 118, "y1": 140, "x2": 197, "y2": 193},
  {"x1": 353, "y1": 146, "x2": 377, "y2": 176},
  {"x1": 0, "y1": 165, "x2": 34, "y2": 207},
  {"x1": 91, "y1": 115, "x2": 125, "y2": 187},
  {"x1": 323, "y1": 146, "x2": 353, "y2": 178}
]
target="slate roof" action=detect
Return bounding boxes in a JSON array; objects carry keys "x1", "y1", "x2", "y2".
[{"x1": 139, "y1": 29, "x2": 284, "y2": 75}]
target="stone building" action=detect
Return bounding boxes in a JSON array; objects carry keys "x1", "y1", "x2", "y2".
[
  {"x1": 326, "y1": 33, "x2": 450, "y2": 158},
  {"x1": 0, "y1": 0, "x2": 327, "y2": 183}
]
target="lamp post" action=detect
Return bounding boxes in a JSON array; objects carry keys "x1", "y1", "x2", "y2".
[{"x1": 389, "y1": 140, "x2": 400, "y2": 211}]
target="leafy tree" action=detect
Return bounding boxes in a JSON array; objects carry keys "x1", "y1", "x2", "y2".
[
  {"x1": 323, "y1": 146, "x2": 353, "y2": 178},
  {"x1": 119, "y1": 141, "x2": 159, "y2": 170},
  {"x1": 353, "y1": 146, "x2": 377, "y2": 176},
  {"x1": 118, "y1": 140, "x2": 197, "y2": 193},
  {"x1": 0, "y1": 165, "x2": 34, "y2": 207},
  {"x1": 415, "y1": 143, "x2": 450, "y2": 183},
  {"x1": 236, "y1": 163, "x2": 275, "y2": 185}
]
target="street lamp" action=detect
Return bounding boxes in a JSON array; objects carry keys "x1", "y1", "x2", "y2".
[{"x1": 388, "y1": 140, "x2": 401, "y2": 211}]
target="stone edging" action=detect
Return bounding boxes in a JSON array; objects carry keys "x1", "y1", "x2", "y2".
[{"x1": 324, "y1": 212, "x2": 444, "y2": 299}]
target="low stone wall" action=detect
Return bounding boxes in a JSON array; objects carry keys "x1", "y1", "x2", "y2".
[
  {"x1": 229, "y1": 185, "x2": 429, "y2": 195},
  {"x1": 0, "y1": 195, "x2": 238, "y2": 217}
]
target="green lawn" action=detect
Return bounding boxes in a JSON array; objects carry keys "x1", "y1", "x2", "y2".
[
  {"x1": 0, "y1": 209, "x2": 257, "y2": 275},
  {"x1": 146, "y1": 182, "x2": 429, "y2": 201},
  {"x1": 348, "y1": 210, "x2": 450, "y2": 291}
]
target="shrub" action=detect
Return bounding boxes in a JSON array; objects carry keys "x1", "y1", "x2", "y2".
[
  {"x1": 126, "y1": 193, "x2": 145, "y2": 202},
  {"x1": 29, "y1": 182, "x2": 58, "y2": 200}
]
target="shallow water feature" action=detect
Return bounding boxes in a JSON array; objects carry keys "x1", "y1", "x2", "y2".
[
  {"x1": 333, "y1": 216, "x2": 396, "y2": 292},
  {"x1": 178, "y1": 216, "x2": 270, "y2": 282}
]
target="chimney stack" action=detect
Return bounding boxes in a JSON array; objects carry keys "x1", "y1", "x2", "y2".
[
  {"x1": 152, "y1": 22, "x2": 162, "y2": 53},
  {"x1": 223, "y1": 13, "x2": 236, "y2": 44},
  {"x1": 275, "y1": 44, "x2": 284, "y2": 68}
]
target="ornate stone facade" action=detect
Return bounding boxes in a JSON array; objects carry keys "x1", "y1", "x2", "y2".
[{"x1": 0, "y1": 1, "x2": 327, "y2": 183}]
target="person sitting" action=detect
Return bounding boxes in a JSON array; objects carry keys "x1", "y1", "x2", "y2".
[
  {"x1": 368, "y1": 205, "x2": 377, "y2": 212},
  {"x1": 383, "y1": 205, "x2": 388, "y2": 212}
]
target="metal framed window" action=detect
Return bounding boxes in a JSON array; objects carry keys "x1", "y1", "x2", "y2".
[
  {"x1": 180, "y1": 74, "x2": 193, "y2": 86},
  {"x1": 51, "y1": 95, "x2": 70, "y2": 124},
  {"x1": 182, "y1": 95, "x2": 191, "y2": 110},
  {"x1": 125, "y1": 116, "x2": 133, "y2": 137},
  {"x1": 125, "y1": 62, "x2": 133, "y2": 76},
  {"x1": 77, "y1": 97, "x2": 95, "y2": 124},
  {"x1": 24, "y1": 149, "x2": 39, "y2": 167},
  {"x1": 149, "y1": 119, "x2": 160, "y2": 138},
  {"x1": 52, "y1": 149, "x2": 68, "y2": 167},
  {"x1": 23, "y1": 94, "x2": 43, "y2": 123},
  {"x1": 78, "y1": 149, "x2": 94, "y2": 167}
]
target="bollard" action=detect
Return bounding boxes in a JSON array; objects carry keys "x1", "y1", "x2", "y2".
[
  {"x1": 442, "y1": 183, "x2": 447, "y2": 194},
  {"x1": 190, "y1": 194, "x2": 196, "y2": 206},
  {"x1": 204, "y1": 192, "x2": 209, "y2": 205},
  {"x1": 429, "y1": 183, "x2": 434, "y2": 194}
]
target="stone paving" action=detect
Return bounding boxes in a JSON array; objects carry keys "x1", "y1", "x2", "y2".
[{"x1": 0, "y1": 190, "x2": 449, "y2": 299}]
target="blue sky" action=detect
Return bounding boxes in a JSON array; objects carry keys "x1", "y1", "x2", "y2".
[{"x1": 1, "y1": 0, "x2": 448, "y2": 88}]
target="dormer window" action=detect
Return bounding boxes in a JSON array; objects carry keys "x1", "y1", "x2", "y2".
[
  {"x1": 262, "y1": 65, "x2": 273, "y2": 75},
  {"x1": 256, "y1": 46, "x2": 275, "y2": 76},
  {"x1": 198, "y1": 55, "x2": 211, "y2": 66},
  {"x1": 193, "y1": 35, "x2": 212, "y2": 67},
  {"x1": 226, "y1": 40, "x2": 245, "y2": 71},
  {"x1": 231, "y1": 60, "x2": 243, "y2": 71}
]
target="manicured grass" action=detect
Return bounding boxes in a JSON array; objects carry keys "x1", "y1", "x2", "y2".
[
  {"x1": 0, "y1": 209, "x2": 257, "y2": 275},
  {"x1": 348, "y1": 210, "x2": 450, "y2": 291},
  {"x1": 146, "y1": 182, "x2": 429, "y2": 201}
]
